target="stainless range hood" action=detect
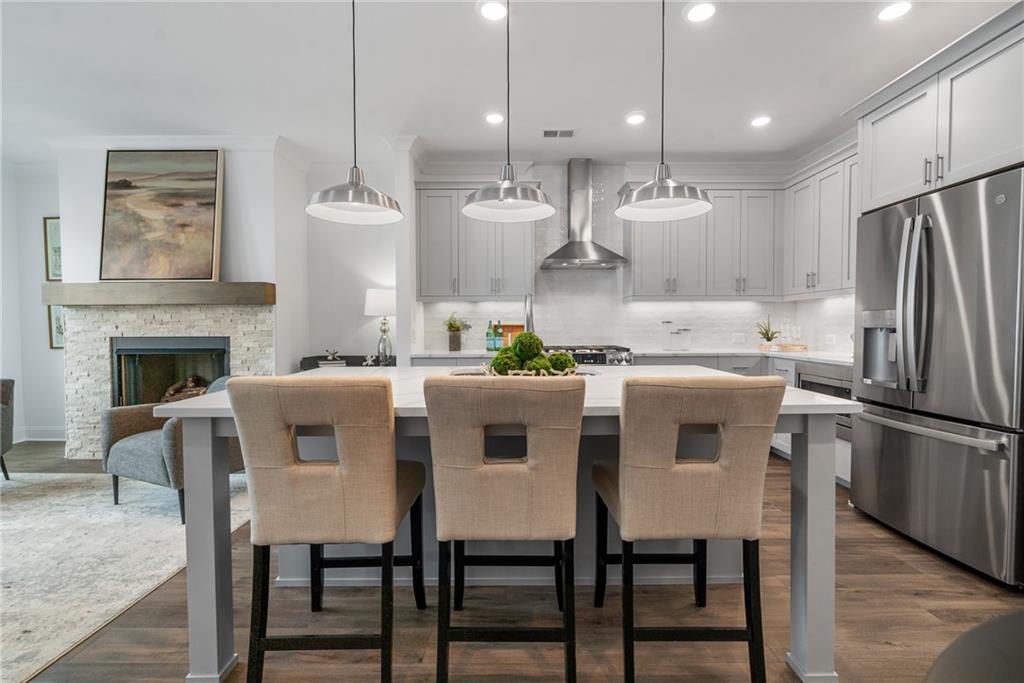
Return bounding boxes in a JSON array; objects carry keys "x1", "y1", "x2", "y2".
[{"x1": 540, "y1": 158, "x2": 627, "y2": 270}]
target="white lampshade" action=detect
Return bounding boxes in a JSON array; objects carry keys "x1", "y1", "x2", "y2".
[{"x1": 364, "y1": 288, "x2": 396, "y2": 317}]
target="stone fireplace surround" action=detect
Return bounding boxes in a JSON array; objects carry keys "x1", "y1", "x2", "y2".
[{"x1": 63, "y1": 304, "x2": 274, "y2": 459}]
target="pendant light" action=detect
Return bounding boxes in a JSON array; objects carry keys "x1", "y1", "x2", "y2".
[
  {"x1": 306, "y1": 0, "x2": 403, "y2": 225},
  {"x1": 615, "y1": 0, "x2": 711, "y2": 222},
  {"x1": 462, "y1": 0, "x2": 555, "y2": 223}
]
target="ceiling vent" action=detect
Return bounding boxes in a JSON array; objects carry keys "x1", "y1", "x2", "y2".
[{"x1": 542, "y1": 129, "x2": 575, "y2": 139}]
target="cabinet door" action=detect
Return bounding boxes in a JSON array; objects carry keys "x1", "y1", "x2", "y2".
[
  {"x1": 814, "y1": 162, "x2": 846, "y2": 292},
  {"x1": 784, "y1": 179, "x2": 816, "y2": 294},
  {"x1": 418, "y1": 190, "x2": 459, "y2": 297},
  {"x1": 740, "y1": 190, "x2": 775, "y2": 295},
  {"x1": 706, "y1": 190, "x2": 742, "y2": 295},
  {"x1": 458, "y1": 196, "x2": 497, "y2": 297},
  {"x1": 496, "y1": 222, "x2": 534, "y2": 297},
  {"x1": 719, "y1": 356, "x2": 764, "y2": 376},
  {"x1": 859, "y1": 77, "x2": 939, "y2": 211},
  {"x1": 842, "y1": 156, "x2": 860, "y2": 289},
  {"x1": 669, "y1": 215, "x2": 707, "y2": 295},
  {"x1": 631, "y1": 221, "x2": 672, "y2": 296},
  {"x1": 936, "y1": 26, "x2": 1024, "y2": 187}
]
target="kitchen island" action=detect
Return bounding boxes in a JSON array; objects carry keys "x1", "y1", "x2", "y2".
[{"x1": 155, "y1": 365, "x2": 861, "y2": 682}]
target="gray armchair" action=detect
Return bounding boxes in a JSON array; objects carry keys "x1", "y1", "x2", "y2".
[
  {"x1": 1, "y1": 379, "x2": 13, "y2": 480},
  {"x1": 100, "y1": 376, "x2": 244, "y2": 523}
]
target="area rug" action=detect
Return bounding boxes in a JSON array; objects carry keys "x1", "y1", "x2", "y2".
[{"x1": 0, "y1": 473, "x2": 250, "y2": 683}]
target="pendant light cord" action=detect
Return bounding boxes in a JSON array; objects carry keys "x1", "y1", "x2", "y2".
[
  {"x1": 505, "y1": 0, "x2": 511, "y2": 166},
  {"x1": 352, "y1": 0, "x2": 358, "y2": 168},
  {"x1": 660, "y1": 0, "x2": 665, "y2": 165}
]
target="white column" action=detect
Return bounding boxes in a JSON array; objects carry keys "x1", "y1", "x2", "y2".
[
  {"x1": 390, "y1": 135, "x2": 421, "y2": 365},
  {"x1": 787, "y1": 413, "x2": 839, "y2": 682},
  {"x1": 182, "y1": 418, "x2": 238, "y2": 681}
]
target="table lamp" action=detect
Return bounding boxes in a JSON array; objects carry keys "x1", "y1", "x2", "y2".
[{"x1": 364, "y1": 288, "x2": 396, "y2": 366}]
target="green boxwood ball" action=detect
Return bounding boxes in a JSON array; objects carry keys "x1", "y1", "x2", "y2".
[{"x1": 548, "y1": 351, "x2": 577, "y2": 372}]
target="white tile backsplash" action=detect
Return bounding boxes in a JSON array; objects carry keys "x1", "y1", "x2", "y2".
[{"x1": 421, "y1": 162, "x2": 855, "y2": 354}]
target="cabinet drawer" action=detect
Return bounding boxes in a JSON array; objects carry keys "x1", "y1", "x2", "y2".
[
  {"x1": 456, "y1": 357, "x2": 491, "y2": 367},
  {"x1": 719, "y1": 356, "x2": 763, "y2": 376},
  {"x1": 770, "y1": 359, "x2": 797, "y2": 386},
  {"x1": 634, "y1": 355, "x2": 718, "y2": 368}
]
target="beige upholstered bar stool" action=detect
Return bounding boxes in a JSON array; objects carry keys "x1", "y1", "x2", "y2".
[
  {"x1": 592, "y1": 375, "x2": 786, "y2": 683},
  {"x1": 227, "y1": 376, "x2": 427, "y2": 683},
  {"x1": 424, "y1": 375, "x2": 586, "y2": 682}
]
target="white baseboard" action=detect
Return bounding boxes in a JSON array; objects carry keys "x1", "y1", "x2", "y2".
[
  {"x1": 20, "y1": 427, "x2": 66, "y2": 442},
  {"x1": 274, "y1": 574, "x2": 744, "y2": 588}
]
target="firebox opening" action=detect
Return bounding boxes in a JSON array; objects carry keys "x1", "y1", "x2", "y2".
[{"x1": 110, "y1": 336, "x2": 230, "y2": 407}]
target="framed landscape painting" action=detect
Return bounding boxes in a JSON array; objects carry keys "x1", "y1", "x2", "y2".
[
  {"x1": 100, "y1": 150, "x2": 223, "y2": 281},
  {"x1": 43, "y1": 216, "x2": 61, "y2": 281}
]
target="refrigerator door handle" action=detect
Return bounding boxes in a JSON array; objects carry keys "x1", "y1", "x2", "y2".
[
  {"x1": 895, "y1": 215, "x2": 913, "y2": 390},
  {"x1": 859, "y1": 412, "x2": 1008, "y2": 452},
  {"x1": 905, "y1": 214, "x2": 930, "y2": 392}
]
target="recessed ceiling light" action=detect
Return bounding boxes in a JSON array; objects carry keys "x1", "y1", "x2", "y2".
[
  {"x1": 878, "y1": 3, "x2": 911, "y2": 21},
  {"x1": 686, "y1": 3, "x2": 716, "y2": 23},
  {"x1": 478, "y1": 1, "x2": 507, "y2": 22},
  {"x1": 485, "y1": 112, "x2": 504, "y2": 124},
  {"x1": 625, "y1": 111, "x2": 646, "y2": 125},
  {"x1": 751, "y1": 115, "x2": 772, "y2": 127}
]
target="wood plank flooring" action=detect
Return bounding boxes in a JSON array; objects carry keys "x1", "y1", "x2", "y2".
[{"x1": 28, "y1": 452, "x2": 1024, "y2": 682}]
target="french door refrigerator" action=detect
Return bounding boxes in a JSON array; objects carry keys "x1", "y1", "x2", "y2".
[{"x1": 851, "y1": 165, "x2": 1024, "y2": 586}]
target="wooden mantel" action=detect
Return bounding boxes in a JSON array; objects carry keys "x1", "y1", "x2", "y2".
[{"x1": 42, "y1": 282, "x2": 276, "y2": 306}]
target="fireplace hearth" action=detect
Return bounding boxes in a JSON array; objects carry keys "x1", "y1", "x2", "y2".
[{"x1": 111, "y1": 336, "x2": 229, "y2": 407}]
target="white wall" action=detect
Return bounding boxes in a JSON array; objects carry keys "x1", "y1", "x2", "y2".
[
  {"x1": 305, "y1": 160, "x2": 398, "y2": 357},
  {"x1": 1, "y1": 164, "x2": 27, "y2": 441},
  {"x1": 272, "y1": 143, "x2": 310, "y2": 373}
]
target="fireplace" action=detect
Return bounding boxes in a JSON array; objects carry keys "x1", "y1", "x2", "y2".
[{"x1": 111, "y1": 336, "x2": 230, "y2": 406}]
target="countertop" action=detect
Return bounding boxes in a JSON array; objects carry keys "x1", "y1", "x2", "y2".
[
  {"x1": 155, "y1": 365, "x2": 862, "y2": 419},
  {"x1": 411, "y1": 348, "x2": 854, "y2": 367}
]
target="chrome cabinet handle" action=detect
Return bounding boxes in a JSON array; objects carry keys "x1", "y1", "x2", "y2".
[
  {"x1": 936, "y1": 154, "x2": 944, "y2": 182},
  {"x1": 811, "y1": 272, "x2": 817, "y2": 288},
  {"x1": 665, "y1": 278, "x2": 671, "y2": 293},
  {"x1": 741, "y1": 277, "x2": 746, "y2": 292},
  {"x1": 859, "y1": 412, "x2": 1006, "y2": 452},
  {"x1": 452, "y1": 277, "x2": 457, "y2": 294},
  {"x1": 805, "y1": 273, "x2": 810, "y2": 288},
  {"x1": 497, "y1": 277, "x2": 502, "y2": 293},
  {"x1": 670, "y1": 278, "x2": 677, "y2": 293},
  {"x1": 735, "y1": 277, "x2": 740, "y2": 293},
  {"x1": 923, "y1": 158, "x2": 932, "y2": 185}
]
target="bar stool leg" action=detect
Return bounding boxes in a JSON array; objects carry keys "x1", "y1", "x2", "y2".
[
  {"x1": 309, "y1": 544, "x2": 324, "y2": 612},
  {"x1": 622, "y1": 541, "x2": 635, "y2": 683},
  {"x1": 436, "y1": 541, "x2": 451, "y2": 683},
  {"x1": 247, "y1": 545, "x2": 270, "y2": 683},
  {"x1": 594, "y1": 493, "x2": 608, "y2": 608},
  {"x1": 410, "y1": 495, "x2": 427, "y2": 610},
  {"x1": 381, "y1": 542, "x2": 394, "y2": 683},
  {"x1": 742, "y1": 539, "x2": 766, "y2": 683},
  {"x1": 562, "y1": 539, "x2": 576, "y2": 683},
  {"x1": 453, "y1": 540, "x2": 465, "y2": 611},
  {"x1": 554, "y1": 540, "x2": 565, "y2": 613},
  {"x1": 693, "y1": 539, "x2": 708, "y2": 607}
]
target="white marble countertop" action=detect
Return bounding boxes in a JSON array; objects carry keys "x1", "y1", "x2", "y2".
[
  {"x1": 411, "y1": 348, "x2": 854, "y2": 367},
  {"x1": 155, "y1": 365, "x2": 862, "y2": 419}
]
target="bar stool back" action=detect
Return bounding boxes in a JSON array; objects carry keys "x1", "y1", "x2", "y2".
[
  {"x1": 594, "y1": 375, "x2": 786, "y2": 683},
  {"x1": 228, "y1": 376, "x2": 426, "y2": 683},
  {"x1": 424, "y1": 375, "x2": 586, "y2": 682}
]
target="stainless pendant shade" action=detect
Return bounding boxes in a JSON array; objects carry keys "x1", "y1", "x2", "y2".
[
  {"x1": 306, "y1": 166, "x2": 403, "y2": 225},
  {"x1": 463, "y1": 163, "x2": 556, "y2": 222},
  {"x1": 616, "y1": 0, "x2": 711, "y2": 223},
  {"x1": 305, "y1": 0, "x2": 403, "y2": 225},
  {"x1": 462, "y1": 0, "x2": 555, "y2": 223},
  {"x1": 614, "y1": 163, "x2": 711, "y2": 221}
]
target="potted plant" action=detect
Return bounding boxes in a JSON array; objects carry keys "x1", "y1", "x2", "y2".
[
  {"x1": 756, "y1": 318, "x2": 781, "y2": 352},
  {"x1": 444, "y1": 314, "x2": 471, "y2": 352}
]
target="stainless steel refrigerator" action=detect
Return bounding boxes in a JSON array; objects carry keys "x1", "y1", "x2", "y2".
[{"x1": 851, "y1": 165, "x2": 1024, "y2": 586}]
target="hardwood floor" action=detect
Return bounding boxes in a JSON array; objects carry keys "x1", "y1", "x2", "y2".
[
  {"x1": 4, "y1": 440, "x2": 101, "y2": 474},
  {"x1": 32, "y1": 455, "x2": 1024, "y2": 682}
]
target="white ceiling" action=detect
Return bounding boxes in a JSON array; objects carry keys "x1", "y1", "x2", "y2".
[{"x1": 1, "y1": 1, "x2": 1013, "y2": 166}]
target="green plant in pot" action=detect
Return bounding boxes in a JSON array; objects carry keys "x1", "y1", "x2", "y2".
[
  {"x1": 488, "y1": 332, "x2": 577, "y2": 376},
  {"x1": 756, "y1": 318, "x2": 781, "y2": 351},
  {"x1": 444, "y1": 314, "x2": 471, "y2": 352}
]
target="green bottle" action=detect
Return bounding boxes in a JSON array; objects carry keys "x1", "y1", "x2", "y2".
[
  {"x1": 496, "y1": 320, "x2": 504, "y2": 348},
  {"x1": 485, "y1": 320, "x2": 494, "y2": 351}
]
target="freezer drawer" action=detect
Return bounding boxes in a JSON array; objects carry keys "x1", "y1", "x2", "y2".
[{"x1": 851, "y1": 406, "x2": 1021, "y2": 585}]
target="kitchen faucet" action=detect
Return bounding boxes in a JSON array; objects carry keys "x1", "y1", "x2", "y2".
[{"x1": 524, "y1": 293, "x2": 534, "y2": 333}]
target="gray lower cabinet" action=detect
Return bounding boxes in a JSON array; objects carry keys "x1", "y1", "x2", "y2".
[
  {"x1": 417, "y1": 188, "x2": 534, "y2": 301},
  {"x1": 633, "y1": 355, "x2": 719, "y2": 369},
  {"x1": 411, "y1": 356, "x2": 491, "y2": 367},
  {"x1": 718, "y1": 355, "x2": 764, "y2": 376},
  {"x1": 768, "y1": 358, "x2": 797, "y2": 386}
]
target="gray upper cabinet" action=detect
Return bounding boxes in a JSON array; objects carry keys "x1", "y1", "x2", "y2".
[
  {"x1": 859, "y1": 78, "x2": 938, "y2": 212},
  {"x1": 739, "y1": 190, "x2": 775, "y2": 296},
  {"x1": 813, "y1": 163, "x2": 846, "y2": 292},
  {"x1": 842, "y1": 156, "x2": 860, "y2": 289},
  {"x1": 625, "y1": 216, "x2": 707, "y2": 297},
  {"x1": 707, "y1": 190, "x2": 742, "y2": 295},
  {"x1": 417, "y1": 189, "x2": 534, "y2": 300},
  {"x1": 784, "y1": 158, "x2": 852, "y2": 296},
  {"x1": 936, "y1": 26, "x2": 1024, "y2": 187},
  {"x1": 858, "y1": 24, "x2": 1023, "y2": 212},
  {"x1": 671, "y1": 214, "x2": 708, "y2": 295},
  {"x1": 784, "y1": 177, "x2": 816, "y2": 295},
  {"x1": 417, "y1": 190, "x2": 459, "y2": 297}
]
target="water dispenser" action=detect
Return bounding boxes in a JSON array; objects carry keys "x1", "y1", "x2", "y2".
[{"x1": 860, "y1": 309, "x2": 899, "y2": 388}]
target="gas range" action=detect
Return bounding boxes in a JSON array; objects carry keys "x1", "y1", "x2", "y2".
[{"x1": 544, "y1": 345, "x2": 633, "y2": 366}]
